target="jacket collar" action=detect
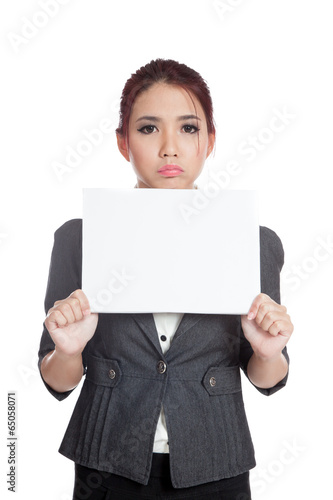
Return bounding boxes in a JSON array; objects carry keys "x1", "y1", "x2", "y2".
[{"x1": 130, "y1": 313, "x2": 208, "y2": 355}]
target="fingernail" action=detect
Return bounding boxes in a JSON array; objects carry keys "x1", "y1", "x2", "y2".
[
  {"x1": 248, "y1": 312, "x2": 255, "y2": 320},
  {"x1": 83, "y1": 309, "x2": 91, "y2": 316}
]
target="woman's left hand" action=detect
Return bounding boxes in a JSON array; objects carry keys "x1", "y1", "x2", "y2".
[{"x1": 241, "y1": 293, "x2": 294, "y2": 360}]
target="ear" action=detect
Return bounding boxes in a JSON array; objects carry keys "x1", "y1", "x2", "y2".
[
  {"x1": 117, "y1": 133, "x2": 130, "y2": 162},
  {"x1": 206, "y1": 132, "x2": 216, "y2": 158}
]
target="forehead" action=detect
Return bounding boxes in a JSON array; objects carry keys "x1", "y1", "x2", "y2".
[{"x1": 130, "y1": 83, "x2": 204, "y2": 118}]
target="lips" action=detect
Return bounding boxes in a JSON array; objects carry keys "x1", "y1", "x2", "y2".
[{"x1": 158, "y1": 164, "x2": 184, "y2": 173}]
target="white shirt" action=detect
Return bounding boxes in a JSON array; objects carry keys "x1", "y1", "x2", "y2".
[{"x1": 152, "y1": 312, "x2": 184, "y2": 453}]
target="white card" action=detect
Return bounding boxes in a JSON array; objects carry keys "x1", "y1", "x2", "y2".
[{"x1": 82, "y1": 188, "x2": 260, "y2": 314}]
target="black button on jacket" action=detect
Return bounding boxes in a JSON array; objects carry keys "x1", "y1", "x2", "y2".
[{"x1": 38, "y1": 219, "x2": 289, "y2": 488}]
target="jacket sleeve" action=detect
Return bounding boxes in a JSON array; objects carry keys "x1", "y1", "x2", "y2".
[
  {"x1": 38, "y1": 219, "x2": 87, "y2": 401},
  {"x1": 239, "y1": 226, "x2": 290, "y2": 396}
]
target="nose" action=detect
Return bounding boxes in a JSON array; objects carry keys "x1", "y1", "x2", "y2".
[
  {"x1": 159, "y1": 130, "x2": 178, "y2": 158},
  {"x1": 163, "y1": 151, "x2": 177, "y2": 158}
]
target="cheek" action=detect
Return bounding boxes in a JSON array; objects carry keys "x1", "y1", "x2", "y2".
[
  {"x1": 128, "y1": 138, "x2": 152, "y2": 166},
  {"x1": 186, "y1": 136, "x2": 208, "y2": 163}
]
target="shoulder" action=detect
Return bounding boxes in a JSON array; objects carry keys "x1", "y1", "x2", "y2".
[
  {"x1": 51, "y1": 219, "x2": 82, "y2": 263},
  {"x1": 259, "y1": 226, "x2": 284, "y2": 302},
  {"x1": 259, "y1": 225, "x2": 284, "y2": 271},
  {"x1": 54, "y1": 218, "x2": 82, "y2": 239},
  {"x1": 54, "y1": 218, "x2": 82, "y2": 247},
  {"x1": 43, "y1": 219, "x2": 83, "y2": 313}
]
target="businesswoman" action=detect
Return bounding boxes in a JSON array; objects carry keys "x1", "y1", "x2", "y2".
[{"x1": 39, "y1": 58, "x2": 293, "y2": 499}]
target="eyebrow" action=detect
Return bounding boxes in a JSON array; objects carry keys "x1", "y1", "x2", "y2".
[{"x1": 135, "y1": 114, "x2": 201, "y2": 123}]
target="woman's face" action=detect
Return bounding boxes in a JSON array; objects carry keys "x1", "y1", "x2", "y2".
[{"x1": 117, "y1": 83, "x2": 215, "y2": 189}]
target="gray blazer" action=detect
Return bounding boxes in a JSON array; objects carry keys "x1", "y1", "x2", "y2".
[{"x1": 38, "y1": 219, "x2": 289, "y2": 488}]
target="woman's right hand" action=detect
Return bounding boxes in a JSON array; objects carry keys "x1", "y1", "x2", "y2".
[{"x1": 44, "y1": 289, "x2": 98, "y2": 357}]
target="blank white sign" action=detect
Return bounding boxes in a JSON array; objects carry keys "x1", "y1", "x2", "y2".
[{"x1": 82, "y1": 188, "x2": 260, "y2": 314}]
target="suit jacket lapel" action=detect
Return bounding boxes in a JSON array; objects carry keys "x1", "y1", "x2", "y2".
[
  {"x1": 131, "y1": 313, "x2": 209, "y2": 354},
  {"x1": 130, "y1": 313, "x2": 161, "y2": 354}
]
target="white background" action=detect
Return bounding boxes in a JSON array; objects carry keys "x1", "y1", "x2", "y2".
[{"x1": 0, "y1": 1, "x2": 332, "y2": 498}]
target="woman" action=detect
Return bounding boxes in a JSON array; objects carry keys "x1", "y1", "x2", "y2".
[{"x1": 39, "y1": 58, "x2": 293, "y2": 499}]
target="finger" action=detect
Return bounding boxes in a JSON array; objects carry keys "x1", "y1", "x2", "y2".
[
  {"x1": 53, "y1": 290, "x2": 91, "y2": 315},
  {"x1": 260, "y1": 307, "x2": 291, "y2": 332},
  {"x1": 268, "y1": 319, "x2": 293, "y2": 338},
  {"x1": 65, "y1": 297, "x2": 85, "y2": 322},
  {"x1": 54, "y1": 301, "x2": 76, "y2": 324},
  {"x1": 256, "y1": 302, "x2": 288, "y2": 326},
  {"x1": 247, "y1": 293, "x2": 271, "y2": 320},
  {"x1": 257, "y1": 310, "x2": 276, "y2": 332},
  {"x1": 255, "y1": 301, "x2": 276, "y2": 325},
  {"x1": 70, "y1": 289, "x2": 91, "y2": 315},
  {"x1": 45, "y1": 309, "x2": 68, "y2": 331}
]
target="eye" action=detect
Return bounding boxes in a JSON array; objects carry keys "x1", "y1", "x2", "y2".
[
  {"x1": 182, "y1": 124, "x2": 200, "y2": 134},
  {"x1": 137, "y1": 125, "x2": 157, "y2": 134}
]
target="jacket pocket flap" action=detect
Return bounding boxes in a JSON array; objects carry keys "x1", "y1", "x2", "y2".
[
  {"x1": 86, "y1": 354, "x2": 122, "y2": 388},
  {"x1": 203, "y1": 366, "x2": 241, "y2": 395}
]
